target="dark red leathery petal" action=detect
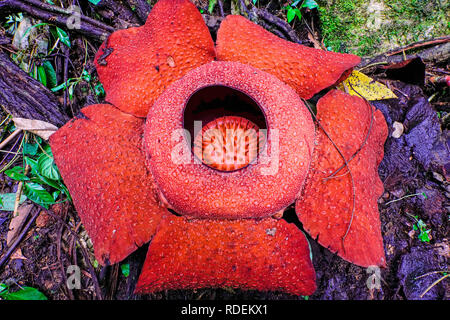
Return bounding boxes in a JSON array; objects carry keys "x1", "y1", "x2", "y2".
[
  {"x1": 216, "y1": 15, "x2": 360, "y2": 99},
  {"x1": 50, "y1": 104, "x2": 167, "y2": 265},
  {"x1": 135, "y1": 216, "x2": 316, "y2": 295},
  {"x1": 295, "y1": 90, "x2": 388, "y2": 267},
  {"x1": 94, "y1": 0, "x2": 216, "y2": 117}
]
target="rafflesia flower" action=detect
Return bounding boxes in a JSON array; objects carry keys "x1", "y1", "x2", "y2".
[{"x1": 50, "y1": 0, "x2": 388, "y2": 296}]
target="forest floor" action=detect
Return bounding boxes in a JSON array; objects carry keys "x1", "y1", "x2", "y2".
[{"x1": 0, "y1": 0, "x2": 448, "y2": 300}]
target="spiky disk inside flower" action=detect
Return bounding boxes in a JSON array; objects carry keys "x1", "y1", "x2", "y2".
[{"x1": 193, "y1": 116, "x2": 266, "y2": 171}]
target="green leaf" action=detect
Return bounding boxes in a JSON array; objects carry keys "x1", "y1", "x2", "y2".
[
  {"x1": 68, "y1": 83, "x2": 75, "y2": 100},
  {"x1": 37, "y1": 146, "x2": 59, "y2": 180},
  {"x1": 81, "y1": 69, "x2": 91, "y2": 82},
  {"x1": 56, "y1": 27, "x2": 70, "y2": 47},
  {"x1": 26, "y1": 157, "x2": 60, "y2": 189},
  {"x1": 43, "y1": 61, "x2": 57, "y2": 89},
  {"x1": 24, "y1": 157, "x2": 39, "y2": 175},
  {"x1": 294, "y1": 8, "x2": 302, "y2": 20},
  {"x1": 37, "y1": 65, "x2": 47, "y2": 87},
  {"x1": 208, "y1": 0, "x2": 217, "y2": 13},
  {"x1": 88, "y1": 0, "x2": 102, "y2": 4},
  {"x1": 121, "y1": 263, "x2": 130, "y2": 277},
  {"x1": 0, "y1": 193, "x2": 27, "y2": 211},
  {"x1": 23, "y1": 22, "x2": 49, "y2": 40},
  {"x1": 0, "y1": 283, "x2": 8, "y2": 295},
  {"x1": 301, "y1": 0, "x2": 319, "y2": 9},
  {"x1": 418, "y1": 230, "x2": 431, "y2": 242},
  {"x1": 287, "y1": 7, "x2": 296, "y2": 23},
  {"x1": 5, "y1": 166, "x2": 30, "y2": 181},
  {"x1": 23, "y1": 142, "x2": 38, "y2": 156},
  {"x1": 24, "y1": 182, "x2": 54, "y2": 208},
  {"x1": 94, "y1": 83, "x2": 105, "y2": 97},
  {"x1": 4, "y1": 287, "x2": 47, "y2": 300},
  {"x1": 51, "y1": 80, "x2": 70, "y2": 92},
  {"x1": 52, "y1": 190, "x2": 60, "y2": 201}
]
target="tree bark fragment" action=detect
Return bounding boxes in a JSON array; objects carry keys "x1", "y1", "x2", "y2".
[{"x1": 0, "y1": 52, "x2": 69, "y2": 127}]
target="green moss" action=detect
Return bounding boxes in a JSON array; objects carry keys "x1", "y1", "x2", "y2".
[{"x1": 317, "y1": 0, "x2": 450, "y2": 56}]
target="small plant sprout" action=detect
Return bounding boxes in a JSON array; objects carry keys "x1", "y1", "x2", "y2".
[
  {"x1": 404, "y1": 212, "x2": 432, "y2": 243},
  {"x1": 285, "y1": 0, "x2": 319, "y2": 24}
]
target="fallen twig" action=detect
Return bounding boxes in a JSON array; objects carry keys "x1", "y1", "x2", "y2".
[
  {"x1": 12, "y1": 163, "x2": 30, "y2": 215},
  {"x1": 0, "y1": 52, "x2": 69, "y2": 127},
  {"x1": 217, "y1": 0, "x2": 225, "y2": 17},
  {"x1": 124, "y1": 0, "x2": 151, "y2": 23},
  {"x1": 360, "y1": 41, "x2": 450, "y2": 70},
  {"x1": 250, "y1": 6, "x2": 303, "y2": 44},
  {"x1": 0, "y1": 206, "x2": 39, "y2": 270},
  {"x1": 0, "y1": 0, "x2": 113, "y2": 41},
  {"x1": 0, "y1": 129, "x2": 22, "y2": 150},
  {"x1": 419, "y1": 273, "x2": 449, "y2": 298},
  {"x1": 56, "y1": 218, "x2": 75, "y2": 300},
  {"x1": 386, "y1": 36, "x2": 450, "y2": 56},
  {"x1": 46, "y1": 209, "x2": 103, "y2": 300}
]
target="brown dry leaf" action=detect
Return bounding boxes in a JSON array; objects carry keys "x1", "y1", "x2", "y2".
[
  {"x1": 10, "y1": 248, "x2": 27, "y2": 260},
  {"x1": 13, "y1": 118, "x2": 58, "y2": 140},
  {"x1": 307, "y1": 32, "x2": 323, "y2": 50},
  {"x1": 435, "y1": 241, "x2": 449, "y2": 258},
  {"x1": 7, "y1": 203, "x2": 33, "y2": 246},
  {"x1": 35, "y1": 210, "x2": 51, "y2": 228}
]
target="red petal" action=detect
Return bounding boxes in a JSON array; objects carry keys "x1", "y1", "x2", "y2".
[
  {"x1": 94, "y1": 0, "x2": 215, "y2": 117},
  {"x1": 295, "y1": 90, "x2": 388, "y2": 267},
  {"x1": 216, "y1": 15, "x2": 360, "y2": 99},
  {"x1": 50, "y1": 104, "x2": 167, "y2": 265},
  {"x1": 136, "y1": 216, "x2": 316, "y2": 295}
]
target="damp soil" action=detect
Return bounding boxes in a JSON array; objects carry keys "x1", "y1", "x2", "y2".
[{"x1": 0, "y1": 0, "x2": 448, "y2": 300}]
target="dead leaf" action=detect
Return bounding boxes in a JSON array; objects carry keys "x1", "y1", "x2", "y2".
[
  {"x1": 307, "y1": 32, "x2": 323, "y2": 50},
  {"x1": 36, "y1": 210, "x2": 51, "y2": 228},
  {"x1": 7, "y1": 204, "x2": 33, "y2": 246},
  {"x1": 339, "y1": 70, "x2": 398, "y2": 101},
  {"x1": 13, "y1": 118, "x2": 58, "y2": 140},
  {"x1": 11, "y1": 248, "x2": 27, "y2": 260},
  {"x1": 435, "y1": 241, "x2": 449, "y2": 258}
]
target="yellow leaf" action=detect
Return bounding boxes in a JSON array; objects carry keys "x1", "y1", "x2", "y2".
[{"x1": 338, "y1": 70, "x2": 397, "y2": 100}]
